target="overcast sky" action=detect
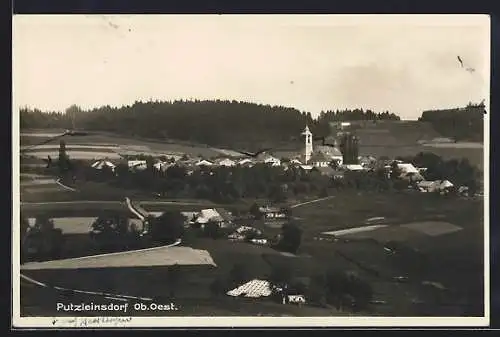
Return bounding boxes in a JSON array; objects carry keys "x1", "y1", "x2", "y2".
[{"x1": 13, "y1": 15, "x2": 490, "y2": 120}]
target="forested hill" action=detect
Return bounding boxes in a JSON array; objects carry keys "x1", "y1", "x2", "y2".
[
  {"x1": 419, "y1": 103, "x2": 485, "y2": 142},
  {"x1": 19, "y1": 100, "x2": 401, "y2": 148}
]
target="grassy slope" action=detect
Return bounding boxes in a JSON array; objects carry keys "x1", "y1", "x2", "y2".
[
  {"x1": 292, "y1": 191, "x2": 484, "y2": 316},
  {"x1": 20, "y1": 131, "x2": 224, "y2": 158}
]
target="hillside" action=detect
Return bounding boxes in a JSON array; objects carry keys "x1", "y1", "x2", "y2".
[
  {"x1": 345, "y1": 120, "x2": 441, "y2": 147},
  {"x1": 20, "y1": 101, "x2": 405, "y2": 151},
  {"x1": 19, "y1": 100, "x2": 484, "y2": 166}
]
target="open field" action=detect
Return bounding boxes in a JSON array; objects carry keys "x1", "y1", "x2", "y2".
[
  {"x1": 20, "y1": 237, "x2": 343, "y2": 316},
  {"x1": 21, "y1": 245, "x2": 215, "y2": 270},
  {"x1": 291, "y1": 190, "x2": 483, "y2": 236},
  {"x1": 20, "y1": 129, "x2": 243, "y2": 158},
  {"x1": 293, "y1": 191, "x2": 484, "y2": 316},
  {"x1": 422, "y1": 142, "x2": 483, "y2": 149},
  {"x1": 18, "y1": 189, "x2": 484, "y2": 316}
]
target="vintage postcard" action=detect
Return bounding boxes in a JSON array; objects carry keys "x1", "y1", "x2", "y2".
[{"x1": 12, "y1": 14, "x2": 490, "y2": 328}]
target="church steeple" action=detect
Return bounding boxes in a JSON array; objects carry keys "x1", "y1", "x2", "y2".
[{"x1": 301, "y1": 125, "x2": 313, "y2": 164}]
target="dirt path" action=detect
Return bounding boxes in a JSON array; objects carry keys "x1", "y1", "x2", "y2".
[{"x1": 290, "y1": 196, "x2": 335, "y2": 209}]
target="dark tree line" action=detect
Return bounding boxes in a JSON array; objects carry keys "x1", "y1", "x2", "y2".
[
  {"x1": 20, "y1": 100, "x2": 403, "y2": 149},
  {"x1": 418, "y1": 102, "x2": 485, "y2": 142}
]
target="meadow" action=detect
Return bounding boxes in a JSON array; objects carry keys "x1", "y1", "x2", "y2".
[
  {"x1": 20, "y1": 130, "x2": 243, "y2": 159},
  {"x1": 291, "y1": 191, "x2": 484, "y2": 316}
]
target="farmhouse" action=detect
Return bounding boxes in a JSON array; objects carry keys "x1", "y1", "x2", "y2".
[
  {"x1": 195, "y1": 159, "x2": 214, "y2": 167},
  {"x1": 238, "y1": 158, "x2": 255, "y2": 167},
  {"x1": 181, "y1": 211, "x2": 198, "y2": 225},
  {"x1": 128, "y1": 160, "x2": 147, "y2": 171},
  {"x1": 263, "y1": 155, "x2": 281, "y2": 167},
  {"x1": 309, "y1": 151, "x2": 330, "y2": 168},
  {"x1": 215, "y1": 208, "x2": 234, "y2": 224},
  {"x1": 226, "y1": 279, "x2": 273, "y2": 298},
  {"x1": 216, "y1": 158, "x2": 236, "y2": 167},
  {"x1": 195, "y1": 208, "x2": 233, "y2": 228},
  {"x1": 343, "y1": 164, "x2": 364, "y2": 171},
  {"x1": 250, "y1": 238, "x2": 268, "y2": 245},
  {"x1": 299, "y1": 164, "x2": 314, "y2": 172},
  {"x1": 417, "y1": 180, "x2": 454, "y2": 193},
  {"x1": 91, "y1": 160, "x2": 116, "y2": 172},
  {"x1": 153, "y1": 161, "x2": 171, "y2": 172},
  {"x1": 285, "y1": 294, "x2": 307, "y2": 305},
  {"x1": 397, "y1": 163, "x2": 424, "y2": 181},
  {"x1": 258, "y1": 206, "x2": 287, "y2": 220}
]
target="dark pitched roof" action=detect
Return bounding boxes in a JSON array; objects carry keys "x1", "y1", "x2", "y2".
[
  {"x1": 215, "y1": 208, "x2": 234, "y2": 221},
  {"x1": 309, "y1": 151, "x2": 330, "y2": 163}
]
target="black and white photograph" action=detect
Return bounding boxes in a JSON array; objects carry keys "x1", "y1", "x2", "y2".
[{"x1": 12, "y1": 14, "x2": 490, "y2": 328}]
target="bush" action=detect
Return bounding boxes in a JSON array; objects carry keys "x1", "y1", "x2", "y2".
[
  {"x1": 276, "y1": 222, "x2": 302, "y2": 254},
  {"x1": 148, "y1": 211, "x2": 185, "y2": 244},
  {"x1": 228, "y1": 263, "x2": 250, "y2": 287}
]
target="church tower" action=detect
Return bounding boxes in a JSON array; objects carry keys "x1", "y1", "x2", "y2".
[{"x1": 301, "y1": 125, "x2": 313, "y2": 164}]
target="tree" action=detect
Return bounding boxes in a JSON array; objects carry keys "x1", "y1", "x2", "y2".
[
  {"x1": 89, "y1": 214, "x2": 137, "y2": 251},
  {"x1": 228, "y1": 263, "x2": 250, "y2": 287},
  {"x1": 324, "y1": 269, "x2": 373, "y2": 312},
  {"x1": 249, "y1": 202, "x2": 262, "y2": 219},
  {"x1": 277, "y1": 222, "x2": 303, "y2": 254},
  {"x1": 339, "y1": 133, "x2": 359, "y2": 165},
  {"x1": 24, "y1": 217, "x2": 63, "y2": 260},
  {"x1": 390, "y1": 161, "x2": 402, "y2": 180},
  {"x1": 149, "y1": 211, "x2": 185, "y2": 244},
  {"x1": 203, "y1": 220, "x2": 222, "y2": 239},
  {"x1": 65, "y1": 104, "x2": 82, "y2": 129}
]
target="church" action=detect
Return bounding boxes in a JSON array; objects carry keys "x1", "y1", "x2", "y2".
[{"x1": 295, "y1": 125, "x2": 344, "y2": 167}]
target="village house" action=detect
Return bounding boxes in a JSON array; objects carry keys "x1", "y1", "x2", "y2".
[
  {"x1": 153, "y1": 161, "x2": 172, "y2": 172},
  {"x1": 396, "y1": 163, "x2": 424, "y2": 182},
  {"x1": 195, "y1": 159, "x2": 214, "y2": 167},
  {"x1": 258, "y1": 206, "x2": 288, "y2": 220},
  {"x1": 263, "y1": 155, "x2": 281, "y2": 167},
  {"x1": 194, "y1": 208, "x2": 234, "y2": 228},
  {"x1": 250, "y1": 238, "x2": 268, "y2": 245},
  {"x1": 216, "y1": 158, "x2": 237, "y2": 167},
  {"x1": 128, "y1": 160, "x2": 147, "y2": 171},
  {"x1": 180, "y1": 211, "x2": 198, "y2": 225},
  {"x1": 237, "y1": 158, "x2": 255, "y2": 167},
  {"x1": 91, "y1": 160, "x2": 116, "y2": 172},
  {"x1": 343, "y1": 164, "x2": 365, "y2": 171},
  {"x1": 417, "y1": 180, "x2": 454, "y2": 194},
  {"x1": 309, "y1": 151, "x2": 330, "y2": 168},
  {"x1": 299, "y1": 164, "x2": 314, "y2": 172}
]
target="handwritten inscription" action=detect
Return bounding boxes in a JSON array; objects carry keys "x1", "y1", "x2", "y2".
[{"x1": 52, "y1": 316, "x2": 133, "y2": 327}]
